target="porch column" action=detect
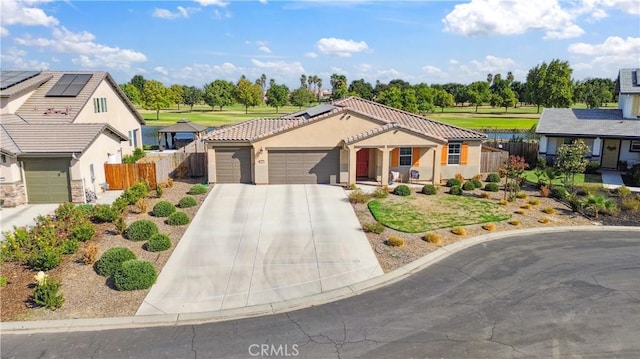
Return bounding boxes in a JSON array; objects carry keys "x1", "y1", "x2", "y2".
[
  {"x1": 381, "y1": 148, "x2": 392, "y2": 185},
  {"x1": 592, "y1": 137, "x2": 602, "y2": 158},
  {"x1": 348, "y1": 146, "x2": 357, "y2": 185},
  {"x1": 539, "y1": 135, "x2": 548, "y2": 155},
  {"x1": 432, "y1": 148, "x2": 440, "y2": 185}
]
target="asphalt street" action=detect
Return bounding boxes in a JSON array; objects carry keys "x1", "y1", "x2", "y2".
[{"x1": 2, "y1": 230, "x2": 639, "y2": 358}]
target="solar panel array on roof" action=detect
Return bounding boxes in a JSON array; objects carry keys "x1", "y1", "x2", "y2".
[
  {"x1": 0, "y1": 71, "x2": 42, "y2": 90},
  {"x1": 46, "y1": 74, "x2": 93, "y2": 97}
]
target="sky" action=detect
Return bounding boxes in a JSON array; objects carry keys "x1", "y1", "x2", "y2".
[{"x1": 1, "y1": 0, "x2": 639, "y2": 88}]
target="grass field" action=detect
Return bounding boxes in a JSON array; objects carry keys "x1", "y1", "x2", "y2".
[
  {"x1": 429, "y1": 116, "x2": 538, "y2": 129},
  {"x1": 140, "y1": 104, "x2": 304, "y2": 126}
]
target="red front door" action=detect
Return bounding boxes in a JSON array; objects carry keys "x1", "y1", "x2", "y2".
[{"x1": 356, "y1": 149, "x2": 369, "y2": 177}]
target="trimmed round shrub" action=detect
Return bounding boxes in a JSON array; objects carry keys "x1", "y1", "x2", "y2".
[
  {"x1": 152, "y1": 201, "x2": 176, "y2": 217},
  {"x1": 462, "y1": 181, "x2": 476, "y2": 191},
  {"x1": 74, "y1": 204, "x2": 95, "y2": 220},
  {"x1": 449, "y1": 185, "x2": 463, "y2": 195},
  {"x1": 69, "y1": 222, "x2": 95, "y2": 242},
  {"x1": 363, "y1": 222, "x2": 385, "y2": 234},
  {"x1": 486, "y1": 173, "x2": 501, "y2": 183},
  {"x1": 421, "y1": 184, "x2": 437, "y2": 195},
  {"x1": 146, "y1": 233, "x2": 172, "y2": 252},
  {"x1": 551, "y1": 186, "x2": 569, "y2": 200},
  {"x1": 125, "y1": 220, "x2": 159, "y2": 242},
  {"x1": 471, "y1": 179, "x2": 483, "y2": 188},
  {"x1": 393, "y1": 184, "x2": 411, "y2": 196},
  {"x1": 178, "y1": 196, "x2": 197, "y2": 208},
  {"x1": 424, "y1": 232, "x2": 442, "y2": 245},
  {"x1": 28, "y1": 249, "x2": 62, "y2": 271},
  {"x1": 505, "y1": 182, "x2": 521, "y2": 193},
  {"x1": 93, "y1": 204, "x2": 117, "y2": 223},
  {"x1": 387, "y1": 236, "x2": 404, "y2": 247},
  {"x1": 484, "y1": 183, "x2": 500, "y2": 192},
  {"x1": 446, "y1": 178, "x2": 461, "y2": 187},
  {"x1": 111, "y1": 197, "x2": 129, "y2": 214},
  {"x1": 167, "y1": 211, "x2": 190, "y2": 226},
  {"x1": 95, "y1": 247, "x2": 136, "y2": 277},
  {"x1": 188, "y1": 184, "x2": 208, "y2": 195},
  {"x1": 112, "y1": 260, "x2": 157, "y2": 291},
  {"x1": 61, "y1": 240, "x2": 80, "y2": 255}
]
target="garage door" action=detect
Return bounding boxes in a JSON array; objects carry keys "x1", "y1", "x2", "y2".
[
  {"x1": 23, "y1": 158, "x2": 71, "y2": 203},
  {"x1": 215, "y1": 147, "x2": 252, "y2": 183},
  {"x1": 268, "y1": 148, "x2": 340, "y2": 184}
]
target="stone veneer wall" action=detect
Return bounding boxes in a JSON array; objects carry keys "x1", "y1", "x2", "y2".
[
  {"x1": 70, "y1": 180, "x2": 85, "y2": 203},
  {"x1": 0, "y1": 181, "x2": 26, "y2": 207}
]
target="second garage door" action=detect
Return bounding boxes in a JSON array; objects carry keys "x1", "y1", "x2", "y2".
[
  {"x1": 23, "y1": 158, "x2": 71, "y2": 203},
  {"x1": 268, "y1": 148, "x2": 340, "y2": 184},
  {"x1": 215, "y1": 147, "x2": 252, "y2": 183}
]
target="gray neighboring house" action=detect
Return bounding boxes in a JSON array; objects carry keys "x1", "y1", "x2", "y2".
[
  {"x1": 0, "y1": 71, "x2": 144, "y2": 206},
  {"x1": 537, "y1": 68, "x2": 640, "y2": 170}
]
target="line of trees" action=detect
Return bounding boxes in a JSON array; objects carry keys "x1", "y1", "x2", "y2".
[{"x1": 119, "y1": 59, "x2": 617, "y2": 117}]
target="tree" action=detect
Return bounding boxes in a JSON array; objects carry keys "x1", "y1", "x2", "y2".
[
  {"x1": 316, "y1": 78, "x2": 323, "y2": 103},
  {"x1": 168, "y1": 84, "x2": 184, "y2": 110},
  {"x1": 330, "y1": 73, "x2": 348, "y2": 100},
  {"x1": 234, "y1": 76, "x2": 263, "y2": 114},
  {"x1": 402, "y1": 88, "x2": 418, "y2": 113},
  {"x1": 525, "y1": 63, "x2": 547, "y2": 113},
  {"x1": 300, "y1": 74, "x2": 307, "y2": 89},
  {"x1": 131, "y1": 75, "x2": 146, "y2": 96},
  {"x1": 290, "y1": 87, "x2": 314, "y2": 109},
  {"x1": 581, "y1": 194, "x2": 616, "y2": 219},
  {"x1": 541, "y1": 59, "x2": 573, "y2": 108},
  {"x1": 442, "y1": 83, "x2": 468, "y2": 106},
  {"x1": 265, "y1": 82, "x2": 289, "y2": 113},
  {"x1": 376, "y1": 87, "x2": 403, "y2": 109},
  {"x1": 203, "y1": 80, "x2": 235, "y2": 111},
  {"x1": 120, "y1": 83, "x2": 141, "y2": 105},
  {"x1": 510, "y1": 81, "x2": 526, "y2": 107},
  {"x1": 414, "y1": 83, "x2": 434, "y2": 113},
  {"x1": 500, "y1": 155, "x2": 529, "y2": 201},
  {"x1": 555, "y1": 139, "x2": 590, "y2": 190},
  {"x1": 433, "y1": 88, "x2": 454, "y2": 112},
  {"x1": 467, "y1": 81, "x2": 490, "y2": 112},
  {"x1": 489, "y1": 73, "x2": 517, "y2": 112},
  {"x1": 257, "y1": 73, "x2": 267, "y2": 97},
  {"x1": 576, "y1": 78, "x2": 614, "y2": 108},
  {"x1": 142, "y1": 80, "x2": 171, "y2": 121},
  {"x1": 348, "y1": 79, "x2": 374, "y2": 100},
  {"x1": 182, "y1": 86, "x2": 203, "y2": 111}
]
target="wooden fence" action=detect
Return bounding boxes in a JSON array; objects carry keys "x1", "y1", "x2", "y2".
[
  {"x1": 480, "y1": 147, "x2": 509, "y2": 173},
  {"x1": 484, "y1": 140, "x2": 539, "y2": 166},
  {"x1": 104, "y1": 163, "x2": 157, "y2": 190},
  {"x1": 154, "y1": 152, "x2": 207, "y2": 183}
]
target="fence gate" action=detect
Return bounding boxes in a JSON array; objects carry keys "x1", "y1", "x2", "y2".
[{"x1": 104, "y1": 163, "x2": 157, "y2": 190}]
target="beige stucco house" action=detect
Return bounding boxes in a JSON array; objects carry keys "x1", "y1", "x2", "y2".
[
  {"x1": 203, "y1": 97, "x2": 486, "y2": 186},
  {"x1": 0, "y1": 71, "x2": 144, "y2": 206}
]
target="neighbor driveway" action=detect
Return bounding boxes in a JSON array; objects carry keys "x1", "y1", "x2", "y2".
[{"x1": 137, "y1": 184, "x2": 383, "y2": 315}]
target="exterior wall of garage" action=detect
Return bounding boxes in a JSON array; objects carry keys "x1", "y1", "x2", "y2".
[{"x1": 0, "y1": 157, "x2": 26, "y2": 206}]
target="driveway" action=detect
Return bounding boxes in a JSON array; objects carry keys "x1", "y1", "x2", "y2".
[{"x1": 137, "y1": 184, "x2": 383, "y2": 315}]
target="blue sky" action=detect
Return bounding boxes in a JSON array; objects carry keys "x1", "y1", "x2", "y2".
[{"x1": 1, "y1": 0, "x2": 639, "y2": 88}]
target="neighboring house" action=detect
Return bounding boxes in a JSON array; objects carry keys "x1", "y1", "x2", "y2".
[
  {"x1": 537, "y1": 68, "x2": 640, "y2": 170},
  {"x1": 0, "y1": 71, "x2": 145, "y2": 206},
  {"x1": 203, "y1": 97, "x2": 486, "y2": 186}
]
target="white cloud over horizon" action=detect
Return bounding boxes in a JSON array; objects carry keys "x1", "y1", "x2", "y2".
[{"x1": 316, "y1": 37, "x2": 369, "y2": 57}]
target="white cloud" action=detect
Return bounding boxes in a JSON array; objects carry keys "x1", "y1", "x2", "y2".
[
  {"x1": 154, "y1": 66, "x2": 169, "y2": 75},
  {"x1": 443, "y1": 0, "x2": 581, "y2": 38},
  {"x1": 1, "y1": 27, "x2": 8, "y2": 37},
  {"x1": 305, "y1": 52, "x2": 318, "y2": 58},
  {"x1": 258, "y1": 46, "x2": 271, "y2": 53},
  {"x1": 471, "y1": 55, "x2": 516, "y2": 72},
  {"x1": 568, "y1": 36, "x2": 640, "y2": 56},
  {"x1": 422, "y1": 65, "x2": 445, "y2": 77},
  {"x1": 356, "y1": 63, "x2": 372, "y2": 73},
  {"x1": 0, "y1": 0, "x2": 59, "y2": 27},
  {"x1": 543, "y1": 24, "x2": 585, "y2": 40},
  {"x1": 316, "y1": 37, "x2": 369, "y2": 57},
  {"x1": 251, "y1": 59, "x2": 305, "y2": 76},
  {"x1": 15, "y1": 26, "x2": 147, "y2": 70},
  {"x1": 449, "y1": 59, "x2": 459, "y2": 65},
  {"x1": 0, "y1": 46, "x2": 50, "y2": 70},
  {"x1": 595, "y1": 0, "x2": 640, "y2": 15},
  {"x1": 153, "y1": 6, "x2": 197, "y2": 19},
  {"x1": 195, "y1": 0, "x2": 228, "y2": 7},
  {"x1": 259, "y1": 0, "x2": 268, "y2": 3},
  {"x1": 569, "y1": 36, "x2": 640, "y2": 79},
  {"x1": 213, "y1": 9, "x2": 232, "y2": 19}
]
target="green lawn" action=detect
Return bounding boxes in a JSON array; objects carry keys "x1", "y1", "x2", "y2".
[
  {"x1": 368, "y1": 195, "x2": 511, "y2": 233},
  {"x1": 523, "y1": 170, "x2": 602, "y2": 186},
  {"x1": 429, "y1": 116, "x2": 538, "y2": 130},
  {"x1": 140, "y1": 104, "x2": 305, "y2": 126}
]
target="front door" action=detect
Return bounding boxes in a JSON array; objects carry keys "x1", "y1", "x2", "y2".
[
  {"x1": 356, "y1": 148, "x2": 369, "y2": 177},
  {"x1": 601, "y1": 139, "x2": 620, "y2": 169}
]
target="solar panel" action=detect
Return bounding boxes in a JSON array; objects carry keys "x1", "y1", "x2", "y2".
[
  {"x1": 0, "y1": 71, "x2": 41, "y2": 90},
  {"x1": 46, "y1": 74, "x2": 93, "y2": 97}
]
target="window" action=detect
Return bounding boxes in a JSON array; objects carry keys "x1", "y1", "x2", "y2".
[
  {"x1": 132, "y1": 129, "x2": 138, "y2": 147},
  {"x1": 90, "y1": 164, "x2": 95, "y2": 183},
  {"x1": 631, "y1": 140, "x2": 640, "y2": 152},
  {"x1": 399, "y1": 147, "x2": 412, "y2": 166},
  {"x1": 448, "y1": 143, "x2": 461, "y2": 165},
  {"x1": 93, "y1": 97, "x2": 107, "y2": 113},
  {"x1": 128, "y1": 130, "x2": 133, "y2": 146}
]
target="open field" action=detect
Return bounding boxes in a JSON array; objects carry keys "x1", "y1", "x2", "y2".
[{"x1": 429, "y1": 115, "x2": 538, "y2": 129}]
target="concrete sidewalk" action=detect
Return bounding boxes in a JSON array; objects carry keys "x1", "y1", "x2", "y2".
[
  {"x1": 601, "y1": 170, "x2": 640, "y2": 191},
  {"x1": 137, "y1": 184, "x2": 383, "y2": 315}
]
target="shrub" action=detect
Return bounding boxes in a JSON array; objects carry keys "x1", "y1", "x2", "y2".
[
  {"x1": 481, "y1": 192, "x2": 491, "y2": 199},
  {"x1": 28, "y1": 249, "x2": 62, "y2": 271},
  {"x1": 113, "y1": 216, "x2": 127, "y2": 235},
  {"x1": 146, "y1": 233, "x2": 172, "y2": 252},
  {"x1": 111, "y1": 197, "x2": 129, "y2": 214},
  {"x1": 446, "y1": 178, "x2": 461, "y2": 187},
  {"x1": 188, "y1": 184, "x2": 208, "y2": 195},
  {"x1": 455, "y1": 173, "x2": 464, "y2": 182},
  {"x1": 394, "y1": 184, "x2": 411, "y2": 196},
  {"x1": 167, "y1": 178, "x2": 174, "y2": 188},
  {"x1": 529, "y1": 198, "x2": 540, "y2": 205},
  {"x1": 69, "y1": 223, "x2": 95, "y2": 242},
  {"x1": 473, "y1": 173, "x2": 483, "y2": 180},
  {"x1": 484, "y1": 183, "x2": 500, "y2": 192},
  {"x1": 32, "y1": 274, "x2": 64, "y2": 310},
  {"x1": 0, "y1": 277, "x2": 6, "y2": 287},
  {"x1": 178, "y1": 196, "x2": 198, "y2": 208},
  {"x1": 74, "y1": 204, "x2": 95, "y2": 220},
  {"x1": 152, "y1": 201, "x2": 176, "y2": 217},
  {"x1": 515, "y1": 209, "x2": 525, "y2": 214},
  {"x1": 540, "y1": 185, "x2": 551, "y2": 197},
  {"x1": 93, "y1": 204, "x2": 117, "y2": 223},
  {"x1": 620, "y1": 197, "x2": 640, "y2": 212},
  {"x1": 462, "y1": 181, "x2": 476, "y2": 191},
  {"x1": 81, "y1": 244, "x2": 99, "y2": 265},
  {"x1": 631, "y1": 164, "x2": 640, "y2": 186},
  {"x1": 129, "y1": 181, "x2": 150, "y2": 199},
  {"x1": 486, "y1": 173, "x2": 501, "y2": 183},
  {"x1": 363, "y1": 222, "x2": 385, "y2": 234},
  {"x1": 421, "y1": 184, "x2": 437, "y2": 195},
  {"x1": 471, "y1": 179, "x2": 483, "y2": 189},
  {"x1": 617, "y1": 185, "x2": 632, "y2": 198},
  {"x1": 449, "y1": 185, "x2": 463, "y2": 196},
  {"x1": 542, "y1": 207, "x2": 556, "y2": 214},
  {"x1": 585, "y1": 161, "x2": 601, "y2": 174},
  {"x1": 349, "y1": 183, "x2": 358, "y2": 190},
  {"x1": 348, "y1": 190, "x2": 370, "y2": 204},
  {"x1": 551, "y1": 186, "x2": 569, "y2": 200},
  {"x1": 122, "y1": 148, "x2": 146, "y2": 164},
  {"x1": 451, "y1": 227, "x2": 467, "y2": 236},
  {"x1": 423, "y1": 232, "x2": 442, "y2": 245},
  {"x1": 386, "y1": 236, "x2": 404, "y2": 247},
  {"x1": 508, "y1": 219, "x2": 520, "y2": 226},
  {"x1": 520, "y1": 204, "x2": 532, "y2": 210},
  {"x1": 516, "y1": 192, "x2": 527, "y2": 199},
  {"x1": 167, "y1": 211, "x2": 190, "y2": 226},
  {"x1": 505, "y1": 182, "x2": 521, "y2": 194},
  {"x1": 112, "y1": 260, "x2": 157, "y2": 291},
  {"x1": 156, "y1": 185, "x2": 163, "y2": 198},
  {"x1": 538, "y1": 217, "x2": 551, "y2": 224},
  {"x1": 498, "y1": 199, "x2": 508, "y2": 206},
  {"x1": 482, "y1": 223, "x2": 496, "y2": 231},
  {"x1": 372, "y1": 186, "x2": 389, "y2": 199},
  {"x1": 136, "y1": 198, "x2": 148, "y2": 214},
  {"x1": 95, "y1": 247, "x2": 136, "y2": 277},
  {"x1": 126, "y1": 220, "x2": 158, "y2": 241},
  {"x1": 61, "y1": 240, "x2": 80, "y2": 255}
]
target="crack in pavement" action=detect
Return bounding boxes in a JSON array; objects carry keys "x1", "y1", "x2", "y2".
[
  {"x1": 191, "y1": 325, "x2": 197, "y2": 359},
  {"x1": 591, "y1": 275, "x2": 640, "y2": 303}
]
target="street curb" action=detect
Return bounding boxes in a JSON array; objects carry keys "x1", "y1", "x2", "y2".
[{"x1": 2, "y1": 225, "x2": 638, "y2": 334}]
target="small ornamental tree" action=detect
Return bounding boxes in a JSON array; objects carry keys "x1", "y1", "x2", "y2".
[
  {"x1": 500, "y1": 155, "x2": 529, "y2": 201},
  {"x1": 555, "y1": 139, "x2": 589, "y2": 191}
]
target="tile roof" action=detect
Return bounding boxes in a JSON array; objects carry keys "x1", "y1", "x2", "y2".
[
  {"x1": 1, "y1": 123, "x2": 127, "y2": 154},
  {"x1": 158, "y1": 119, "x2": 208, "y2": 133},
  {"x1": 536, "y1": 108, "x2": 640, "y2": 138},
  {"x1": 617, "y1": 68, "x2": 640, "y2": 94},
  {"x1": 204, "y1": 96, "x2": 486, "y2": 143},
  {"x1": 0, "y1": 72, "x2": 53, "y2": 98},
  {"x1": 343, "y1": 123, "x2": 446, "y2": 144}
]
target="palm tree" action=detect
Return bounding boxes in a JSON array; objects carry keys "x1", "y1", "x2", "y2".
[
  {"x1": 316, "y1": 78, "x2": 323, "y2": 103},
  {"x1": 300, "y1": 74, "x2": 307, "y2": 89},
  {"x1": 582, "y1": 194, "x2": 616, "y2": 219},
  {"x1": 487, "y1": 73, "x2": 493, "y2": 84}
]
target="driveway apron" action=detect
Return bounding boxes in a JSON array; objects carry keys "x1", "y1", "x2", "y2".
[{"x1": 137, "y1": 184, "x2": 383, "y2": 315}]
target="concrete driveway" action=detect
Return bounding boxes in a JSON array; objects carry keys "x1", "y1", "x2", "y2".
[{"x1": 137, "y1": 184, "x2": 383, "y2": 315}]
